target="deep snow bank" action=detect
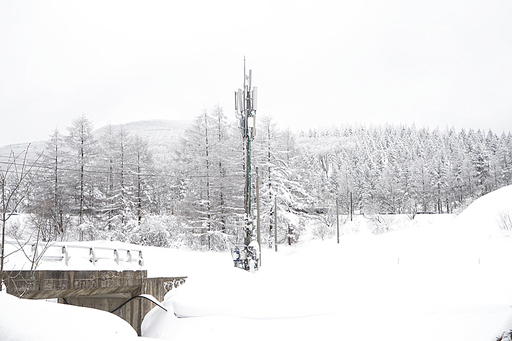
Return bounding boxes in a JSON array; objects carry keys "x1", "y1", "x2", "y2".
[
  {"x1": 0, "y1": 291, "x2": 139, "y2": 341},
  {"x1": 142, "y1": 186, "x2": 512, "y2": 340},
  {"x1": 455, "y1": 185, "x2": 512, "y2": 237}
]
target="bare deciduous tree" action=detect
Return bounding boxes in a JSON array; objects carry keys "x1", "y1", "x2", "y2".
[{"x1": 1, "y1": 145, "x2": 42, "y2": 290}]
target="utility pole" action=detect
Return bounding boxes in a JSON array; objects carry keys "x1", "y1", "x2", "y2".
[
  {"x1": 256, "y1": 167, "x2": 261, "y2": 266},
  {"x1": 350, "y1": 192, "x2": 353, "y2": 221},
  {"x1": 336, "y1": 198, "x2": 340, "y2": 244},
  {"x1": 231, "y1": 58, "x2": 259, "y2": 271},
  {"x1": 274, "y1": 195, "x2": 278, "y2": 252}
]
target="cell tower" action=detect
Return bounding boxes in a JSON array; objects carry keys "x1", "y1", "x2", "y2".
[{"x1": 231, "y1": 58, "x2": 259, "y2": 271}]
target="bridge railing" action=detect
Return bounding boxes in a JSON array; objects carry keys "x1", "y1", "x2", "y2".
[{"x1": 29, "y1": 243, "x2": 144, "y2": 269}]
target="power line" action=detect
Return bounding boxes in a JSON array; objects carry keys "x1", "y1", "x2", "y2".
[{"x1": 0, "y1": 160, "x2": 245, "y2": 181}]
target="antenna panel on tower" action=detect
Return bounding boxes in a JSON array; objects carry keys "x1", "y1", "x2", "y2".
[
  {"x1": 252, "y1": 87, "x2": 258, "y2": 111},
  {"x1": 237, "y1": 89, "x2": 244, "y2": 113}
]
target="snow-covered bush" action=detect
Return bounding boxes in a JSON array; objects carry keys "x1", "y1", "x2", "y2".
[
  {"x1": 312, "y1": 223, "x2": 335, "y2": 240},
  {"x1": 108, "y1": 220, "x2": 137, "y2": 243},
  {"x1": 74, "y1": 221, "x2": 97, "y2": 241},
  {"x1": 130, "y1": 218, "x2": 170, "y2": 247},
  {"x1": 129, "y1": 215, "x2": 186, "y2": 248},
  {"x1": 343, "y1": 219, "x2": 360, "y2": 234},
  {"x1": 286, "y1": 223, "x2": 301, "y2": 245},
  {"x1": 204, "y1": 230, "x2": 234, "y2": 251},
  {"x1": 5, "y1": 220, "x2": 22, "y2": 240},
  {"x1": 496, "y1": 329, "x2": 512, "y2": 341},
  {"x1": 368, "y1": 214, "x2": 396, "y2": 235}
]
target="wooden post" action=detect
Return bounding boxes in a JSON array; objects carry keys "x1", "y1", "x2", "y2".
[
  {"x1": 336, "y1": 198, "x2": 340, "y2": 244},
  {"x1": 274, "y1": 195, "x2": 278, "y2": 252}
]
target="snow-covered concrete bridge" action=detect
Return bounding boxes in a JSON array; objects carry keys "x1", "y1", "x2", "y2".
[{"x1": 2, "y1": 241, "x2": 186, "y2": 335}]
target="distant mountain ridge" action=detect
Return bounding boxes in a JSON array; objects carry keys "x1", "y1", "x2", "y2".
[
  {"x1": 95, "y1": 119, "x2": 191, "y2": 136},
  {"x1": 0, "y1": 119, "x2": 192, "y2": 160}
]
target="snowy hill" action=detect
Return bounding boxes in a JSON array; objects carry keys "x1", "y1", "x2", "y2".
[
  {"x1": 0, "y1": 141, "x2": 47, "y2": 164},
  {"x1": 94, "y1": 119, "x2": 191, "y2": 148},
  {"x1": 0, "y1": 119, "x2": 192, "y2": 162}
]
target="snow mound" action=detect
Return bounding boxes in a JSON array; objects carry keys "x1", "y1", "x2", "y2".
[
  {"x1": 456, "y1": 185, "x2": 512, "y2": 237},
  {"x1": 0, "y1": 291, "x2": 139, "y2": 341}
]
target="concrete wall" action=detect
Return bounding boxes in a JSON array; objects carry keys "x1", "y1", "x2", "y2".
[
  {"x1": 62, "y1": 295, "x2": 144, "y2": 335},
  {"x1": 3, "y1": 270, "x2": 145, "y2": 299}
]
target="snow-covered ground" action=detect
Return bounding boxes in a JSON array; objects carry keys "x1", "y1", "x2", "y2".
[
  {"x1": 3, "y1": 186, "x2": 512, "y2": 340},
  {"x1": 0, "y1": 292, "x2": 142, "y2": 340}
]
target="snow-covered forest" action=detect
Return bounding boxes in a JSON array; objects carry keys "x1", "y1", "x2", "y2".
[{"x1": 2, "y1": 108, "x2": 512, "y2": 251}]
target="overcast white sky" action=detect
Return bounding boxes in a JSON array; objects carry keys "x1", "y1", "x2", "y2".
[{"x1": 1, "y1": 0, "x2": 511, "y2": 147}]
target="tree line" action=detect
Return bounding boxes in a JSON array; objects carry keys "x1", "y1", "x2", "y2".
[
  {"x1": 2, "y1": 110, "x2": 512, "y2": 251},
  {"x1": 299, "y1": 125, "x2": 512, "y2": 216}
]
